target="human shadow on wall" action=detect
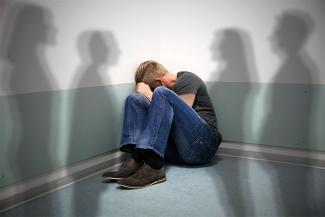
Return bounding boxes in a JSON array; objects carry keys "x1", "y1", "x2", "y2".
[
  {"x1": 68, "y1": 30, "x2": 120, "y2": 217},
  {"x1": 0, "y1": 2, "x2": 59, "y2": 216},
  {"x1": 209, "y1": 29, "x2": 259, "y2": 217},
  {"x1": 261, "y1": 10, "x2": 322, "y2": 216}
]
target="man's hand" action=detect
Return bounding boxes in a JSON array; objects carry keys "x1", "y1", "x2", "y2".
[{"x1": 136, "y1": 82, "x2": 153, "y2": 101}]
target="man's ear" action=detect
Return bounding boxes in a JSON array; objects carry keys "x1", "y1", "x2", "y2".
[{"x1": 155, "y1": 78, "x2": 163, "y2": 86}]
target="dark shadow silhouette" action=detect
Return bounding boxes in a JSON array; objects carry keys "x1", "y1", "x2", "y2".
[
  {"x1": 209, "y1": 29, "x2": 259, "y2": 216},
  {"x1": 261, "y1": 10, "x2": 321, "y2": 216},
  {"x1": 0, "y1": 2, "x2": 59, "y2": 216},
  {"x1": 68, "y1": 30, "x2": 120, "y2": 217}
]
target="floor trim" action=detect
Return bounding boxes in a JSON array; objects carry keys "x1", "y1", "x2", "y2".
[
  {"x1": 0, "y1": 149, "x2": 126, "y2": 213},
  {"x1": 1, "y1": 142, "x2": 324, "y2": 213},
  {"x1": 218, "y1": 141, "x2": 325, "y2": 168},
  {"x1": 218, "y1": 153, "x2": 325, "y2": 170},
  {"x1": 219, "y1": 142, "x2": 325, "y2": 160}
]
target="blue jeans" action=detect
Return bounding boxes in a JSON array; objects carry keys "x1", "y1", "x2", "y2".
[{"x1": 120, "y1": 86, "x2": 221, "y2": 165}]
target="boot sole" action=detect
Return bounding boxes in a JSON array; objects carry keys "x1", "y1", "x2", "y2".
[
  {"x1": 102, "y1": 176, "x2": 125, "y2": 180},
  {"x1": 118, "y1": 177, "x2": 167, "y2": 189}
]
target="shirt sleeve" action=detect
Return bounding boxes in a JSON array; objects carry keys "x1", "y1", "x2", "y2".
[{"x1": 173, "y1": 72, "x2": 202, "y2": 95}]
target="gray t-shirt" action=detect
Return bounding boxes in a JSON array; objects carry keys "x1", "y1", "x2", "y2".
[{"x1": 173, "y1": 71, "x2": 221, "y2": 137}]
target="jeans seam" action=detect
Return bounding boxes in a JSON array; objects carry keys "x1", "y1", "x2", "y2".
[{"x1": 147, "y1": 91, "x2": 168, "y2": 153}]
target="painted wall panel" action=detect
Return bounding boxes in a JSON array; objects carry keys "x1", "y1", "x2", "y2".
[
  {"x1": 0, "y1": 84, "x2": 133, "y2": 187},
  {"x1": 1, "y1": 82, "x2": 324, "y2": 187},
  {"x1": 207, "y1": 82, "x2": 325, "y2": 151}
]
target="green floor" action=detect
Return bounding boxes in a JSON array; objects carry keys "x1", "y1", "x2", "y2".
[{"x1": 1, "y1": 154, "x2": 324, "y2": 217}]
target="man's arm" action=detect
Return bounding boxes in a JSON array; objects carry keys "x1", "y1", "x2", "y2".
[
  {"x1": 137, "y1": 82, "x2": 196, "y2": 106},
  {"x1": 136, "y1": 82, "x2": 153, "y2": 101},
  {"x1": 179, "y1": 93, "x2": 195, "y2": 107}
]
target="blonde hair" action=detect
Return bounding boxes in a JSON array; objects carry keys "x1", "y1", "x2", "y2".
[{"x1": 135, "y1": 60, "x2": 168, "y2": 89}]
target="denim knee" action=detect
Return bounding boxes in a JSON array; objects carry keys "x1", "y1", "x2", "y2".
[
  {"x1": 153, "y1": 86, "x2": 171, "y2": 96},
  {"x1": 126, "y1": 92, "x2": 149, "y2": 105}
]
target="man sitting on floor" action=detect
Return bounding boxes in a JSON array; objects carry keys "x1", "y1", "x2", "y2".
[{"x1": 103, "y1": 60, "x2": 222, "y2": 188}]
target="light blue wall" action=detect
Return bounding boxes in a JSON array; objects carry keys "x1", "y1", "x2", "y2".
[
  {"x1": 0, "y1": 84, "x2": 133, "y2": 187},
  {"x1": 207, "y1": 82, "x2": 325, "y2": 151},
  {"x1": 1, "y1": 82, "x2": 324, "y2": 187}
]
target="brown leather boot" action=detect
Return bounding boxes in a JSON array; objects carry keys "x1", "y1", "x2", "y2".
[
  {"x1": 102, "y1": 158, "x2": 143, "y2": 180},
  {"x1": 117, "y1": 163, "x2": 166, "y2": 188}
]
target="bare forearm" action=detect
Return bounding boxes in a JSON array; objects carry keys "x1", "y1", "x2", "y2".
[{"x1": 136, "y1": 82, "x2": 153, "y2": 102}]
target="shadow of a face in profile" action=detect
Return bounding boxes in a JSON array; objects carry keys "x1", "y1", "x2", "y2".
[
  {"x1": 73, "y1": 31, "x2": 120, "y2": 87},
  {"x1": 68, "y1": 30, "x2": 121, "y2": 217},
  {"x1": 209, "y1": 28, "x2": 259, "y2": 217},
  {"x1": 0, "y1": 2, "x2": 59, "y2": 216},
  {"x1": 270, "y1": 11, "x2": 316, "y2": 83},
  {"x1": 262, "y1": 10, "x2": 322, "y2": 216}
]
